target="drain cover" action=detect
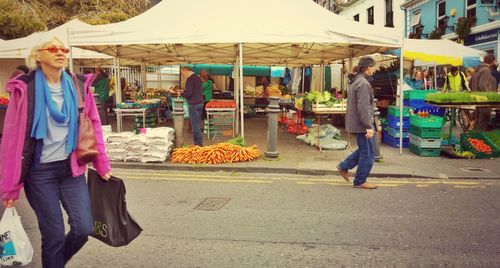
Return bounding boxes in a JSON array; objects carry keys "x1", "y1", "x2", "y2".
[
  {"x1": 461, "y1": 167, "x2": 491, "y2": 172},
  {"x1": 194, "y1": 198, "x2": 231, "y2": 211}
]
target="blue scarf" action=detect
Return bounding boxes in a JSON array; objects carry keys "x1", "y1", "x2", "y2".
[{"x1": 31, "y1": 70, "x2": 79, "y2": 155}]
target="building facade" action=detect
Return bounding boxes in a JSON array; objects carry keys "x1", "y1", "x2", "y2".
[
  {"x1": 336, "y1": 0, "x2": 406, "y2": 35},
  {"x1": 313, "y1": 0, "x2": 342, "y2": 13},
  {"x1": 402, "y1": 0, "x2": 500, "y2": 57}
]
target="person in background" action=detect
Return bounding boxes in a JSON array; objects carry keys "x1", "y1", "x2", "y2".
[
  {"x1": 180, "y1": 66, "x2": 204, "y2": 146},
  {"x1": 337, "y1": 56, "x2": 378, "y2": 190},
  {"x1": 444, "y1": 66, "x2": 469, "y2": 92},
  {"x1": 9, "y1": 64, "x2": 30, "y2": 78},
  {"x1": 423, "y1": 69, "x2": 433, "y2": 90},
  {"x1": 200, "y1": 69, "x2": 213, "y2": 121},
  {"x1": 411, "y1": 70, "x2": 424, "y2": 90},
  {"x1": 92, "y1": 67, "x2": 110, "y2": 125},
  {"x1": 0, "y1": 37, "x2": 111, "y2": 268},
  {"x1": 466, "y1": 67, "x2": 476, "y2": 86},
  {"x1": 331, "y1": 87, "x2": 342, "y2": 100},
  {"x1": 471, "y1": 54, "x2": 497, "y2": 130},
  {"x1": 489, "y1": 61, "x2": 500, "y2": 87}
]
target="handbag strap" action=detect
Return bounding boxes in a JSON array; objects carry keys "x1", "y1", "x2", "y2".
[{"x1": 71, "y1": 73, "x2": 85, "y2": 111}]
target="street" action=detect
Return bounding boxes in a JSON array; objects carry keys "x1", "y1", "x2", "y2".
[{"x1": 11, "y1": 169, "x2": 500, "y2": 267}]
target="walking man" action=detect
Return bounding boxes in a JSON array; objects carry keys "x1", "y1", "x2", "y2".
[
  {"x1": 181, "y1": 66, "x2": 204, "y2": 146},
  {"x1": 337, "y1": 56, "x2": 377, "y2": 189},
  {"x1": 470, "y1": 54, "x2": 497, "y2": 130}
]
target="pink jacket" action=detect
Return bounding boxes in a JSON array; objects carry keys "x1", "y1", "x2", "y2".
[{"x1": 0, "y1": 73, "x2": 111, "y2": 201}]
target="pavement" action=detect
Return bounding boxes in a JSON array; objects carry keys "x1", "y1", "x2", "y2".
[{"x1": 109, "y1": 115, "x2": 500, "y2": 180}]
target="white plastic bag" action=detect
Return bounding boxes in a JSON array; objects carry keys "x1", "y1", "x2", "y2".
[{"x1": 0, "y1": 208, "x2": 33, "y2": 266}]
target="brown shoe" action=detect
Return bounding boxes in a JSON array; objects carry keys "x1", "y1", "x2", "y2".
[
  {"x1": 353, "y1": 182, "x2": 378, "y2": 189},
  {"x1": 336, "y1": 165, "x2": 350, "y2": 182}
]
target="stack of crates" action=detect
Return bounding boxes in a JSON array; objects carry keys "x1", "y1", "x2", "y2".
[
  {"x1": 409, "y1": 115, "x2": 443, "y2": 157},
  {"x1": 134, "y1": 113, "x2": 157, "y2": 133},
  {"x1": 403, "y1": 90, "x2": 445, "y2": 117},
  {"x1": 383, "y1": 106, "x2": 410, "y2": 148}
]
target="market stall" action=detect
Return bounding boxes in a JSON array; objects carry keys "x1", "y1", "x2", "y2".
[
  {"x1": 67, "y1": 0, "x2": 402, "y2": 162},
  {"x1": 424, "y1": 92, "x2": 500, "y2": 159}
]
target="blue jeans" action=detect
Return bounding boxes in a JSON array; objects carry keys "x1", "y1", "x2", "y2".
[
  {"x1": 24, "y1": 159, "x2": 93, "y2": 268},
  {"x1": 189, "y1": 103, "x2": 204, "y2": 146},
  {"x1": 339, "y1": 133, "x2": 375, "y2": 186}
]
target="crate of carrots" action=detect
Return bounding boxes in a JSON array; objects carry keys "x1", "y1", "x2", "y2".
[{"x1": 460, "y1": 133, "x2": 500, "y2": 159}]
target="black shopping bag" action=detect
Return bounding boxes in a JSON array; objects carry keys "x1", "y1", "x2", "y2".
[{"x1": 87, "y1": 169, "x2": 142, "y2": 247}]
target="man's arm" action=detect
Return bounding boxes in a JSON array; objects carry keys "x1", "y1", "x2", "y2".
[
  {"x1": 183, "y1": 76, "x2": 193, "y2": 98},
  {"x1": 356, "y1": 82, "x2": 374, "y2": 130}
]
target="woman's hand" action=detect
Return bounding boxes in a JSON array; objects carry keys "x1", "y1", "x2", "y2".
[
  {"x1": 100, "y1": 173, "x2": 111, "y2": 181},
  {"x1": 3, "y1": 199, "x2": 15, "y2": 208}
]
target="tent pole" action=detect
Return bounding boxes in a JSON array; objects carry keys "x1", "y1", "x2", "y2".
[
  {"x1": 233, "y1": 58, "x2": 239, "y2": 136},
  {"x1": 141, "y1": 63, "x2": 147, "y2": 91},
  {"x1": 434, "y1": 65, "x2": 437, "y2": 90},
  {"x1": 116, "y1": 46, "x2": 122, "y2": 105},
  {"x1": 399, "y1": 39, "x2": 405, "y2": 155},
  {"x1": 66, "y1": 27, "x2": 74, "y2": 73},
  {"x1": 239, "y1": 43, "x2": 245, "y2": 138}
]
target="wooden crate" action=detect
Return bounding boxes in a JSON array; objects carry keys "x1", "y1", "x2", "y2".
[{"x1": 312, "y1": 100, "x2": 346, "y2": 112}]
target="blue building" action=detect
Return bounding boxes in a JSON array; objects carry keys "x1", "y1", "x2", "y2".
[{"x1": 402, "y1": 0, "x2": 500, "y2": 57}]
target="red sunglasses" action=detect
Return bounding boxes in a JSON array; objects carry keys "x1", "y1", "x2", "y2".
[{"x1": 38, "y1": 46, "x2": 70, "y2": 54}]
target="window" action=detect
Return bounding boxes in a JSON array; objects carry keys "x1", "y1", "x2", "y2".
[
  {"x1": 437, "y1": 1, "x2": 447, "y2": 30},
  {"x1": 485, "y1": 49, "x2": 494, "y2": 55},
  {"x1": 466, "y1": 0, "x2": 477, "y2": 22},
  {"x1": 412, "y1": 11, "x2": 421, "y2": 27},
  {"x1": 385, "y1": 0, "x2": 394, "y2": 27},
  {"x1": 412, "y1": 11, "x2": 422, "y2": 38},
  {"x1": 367, "y1": 6, "x2": 374, "y2": 25},
  {"x1": 480, "y1": 0, "x2": 494, "y2": 4},
  {"x1": 354, "y1": 14, "x2": 360, "y2": 22}
]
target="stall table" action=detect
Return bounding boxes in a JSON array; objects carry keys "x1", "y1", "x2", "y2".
[
  {"x1": 427, "y1": 103, "x2": 500, "y2": 146},
  {"x1": 313, "y1": 110, "x2": 347, "y2": 151},
  {"x1": 206, "y1": 107, "x2": 237, "y2": 140},
  {"x1": 115, "y1": 107, "x2": 160, "y2": 132}
]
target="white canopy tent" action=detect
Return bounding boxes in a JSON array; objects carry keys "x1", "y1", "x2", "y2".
[
  {"x1": 69, "y1": 0, "x2": 403, "y2": 141},
  {"x1": 0, "y1": 19, "x2": 113, "y2": 66}
]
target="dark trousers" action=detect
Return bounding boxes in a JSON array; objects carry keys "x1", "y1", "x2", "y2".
[
  {"x1": 475, "y1": 107, "x2": 492, "y2": 131},
  {"x1": 188, "y1": 103, "x2": 204, "y2": 146},
  {"x1": 339, "y1": 133, "x2": 375, "y2": 186},
  {"x1": 24, "y1": 159, "x2": 93, "y2": 268}
]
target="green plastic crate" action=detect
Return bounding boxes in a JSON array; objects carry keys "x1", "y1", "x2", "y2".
[
  {"x1": 460, "y1": 133, "x2": 500, "y2": 159},
  {"x1": 409, "y1": 134, "x2": 442, "y2": 149},
  {"x1": 410, "y1": 115, "x2": 444, "y2": 128},
  {"x1": 409, "y1": 143, "x2": 441, "y2": 157},
  {"x1": 410, "y1": 125, "x2": 442, "y2": 139},
  {"x1": 404, "y1": 90, "x2": 437, "y2": 100},
  {"x1": 388, "y1": 106, "x2": 410, "y2": 117}
]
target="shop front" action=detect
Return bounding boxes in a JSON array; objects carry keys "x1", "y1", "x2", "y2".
[{"x1": 464, "y1": 24, "x2": 500, "y2": 58}]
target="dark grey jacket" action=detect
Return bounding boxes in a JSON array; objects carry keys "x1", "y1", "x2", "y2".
[
  {"x1": 471, "y1": 64, "x2": 497, "y2": 92},
  {"x1": 182, "y1": 73, "x2": 204, "y2": 105},
  {"x1": 345, "y1": 73, "x2": 375, "y2": 133}
]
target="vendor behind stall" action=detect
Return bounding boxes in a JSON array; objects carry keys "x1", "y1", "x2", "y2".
[{"x1": 92, "y1": 67, "x2": 110, "y2": 124}]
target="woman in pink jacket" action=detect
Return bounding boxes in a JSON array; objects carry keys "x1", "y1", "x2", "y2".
[{"x1": 0, "y1": 37, "x2": 111, "y2": 268}]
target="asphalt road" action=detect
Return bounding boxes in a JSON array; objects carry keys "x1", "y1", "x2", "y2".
[{"x1": 8, "y1": 169, "x2": 500, "y2": 267}]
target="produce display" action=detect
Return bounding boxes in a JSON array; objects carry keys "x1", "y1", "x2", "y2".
[
  {"x1": 467, "y1": 138, "x2": 492, "y2": 154},
  {"x1": 205, "y1": 100, "x2": 236, "y2": 109},
  {"x1": 171, "y1": 143, "x2": 261, "y2": 164},
  {"x1": 116, "y1": 99, "x2": 161, "y2": 109},
  {"x1": 0, "y1": 96, "x2": 8, "y2": 107},
  {"x1": 425, "y1": 92, "x2": 500, "y2": 104},
  {"x1": 305, "y1": 91, "x2": 345, "y2": 111}
]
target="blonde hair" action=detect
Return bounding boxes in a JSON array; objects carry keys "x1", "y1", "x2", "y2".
[
  {"x1": 466, "y1": 67, "x2": 475, "y2": 77},
  {"x1": 25, "y1": 37, "x2": 65, "y2": 69}
]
